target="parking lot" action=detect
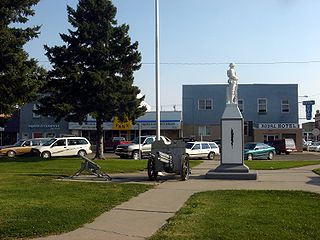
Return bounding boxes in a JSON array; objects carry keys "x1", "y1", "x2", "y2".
[{"x1": 94, "y1": 151, "x2": 320, "y2": 161}]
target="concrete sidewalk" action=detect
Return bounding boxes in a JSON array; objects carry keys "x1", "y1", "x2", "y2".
[{"x1": 33, "y1": 160, "x2": 320, "y2": 240}]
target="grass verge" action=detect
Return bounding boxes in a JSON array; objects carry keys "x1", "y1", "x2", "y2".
[
  {"x1": 150, "y1": 190, "x2": 320, "y2": 240},
  {"x1": 245, "y1": 160, "x2": 320, "y2": 170},
  {"x1": 0, "y1": 156, "x2": 152, "y2": 240},
  {"x1": 0, "y1": 156, "x2": 202, "y2": 239}
]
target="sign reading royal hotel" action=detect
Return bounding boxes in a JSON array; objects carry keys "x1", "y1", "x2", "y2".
[{"x1": 258, "y1": 123, "x2": 299, "y2": 129}]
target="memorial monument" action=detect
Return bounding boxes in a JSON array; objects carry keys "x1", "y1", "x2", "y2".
[{"x1": 206, "y1": 63, "x2": 257, "y2": 180}]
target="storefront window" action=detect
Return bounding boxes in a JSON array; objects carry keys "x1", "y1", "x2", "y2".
[
  {"x1": 32, "y1": 132, "x2": 43, "y2": 138},
  {"x1": 198, "y1": 126, "x2": 211, "y2": 136}
]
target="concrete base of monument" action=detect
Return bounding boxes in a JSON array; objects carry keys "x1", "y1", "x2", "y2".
[{"x1": 206, "y1": 163, "x2": 257, "y2": 180}]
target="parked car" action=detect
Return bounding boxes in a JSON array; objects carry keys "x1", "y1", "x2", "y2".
[
  {"x1": 0, "y1": 138, "x2": 50, "y2": 157},
  {"x1": 244, "y1": 142, "x2": 275, "y2": 160},
  {"x1": 32, "y1": 137, "x2": 92, "y2": 159},
  {"x1": 115, "y1": 135, "x2": 171, "y2": 160},
  {"x1": 266, "y1": 138, "x2": 297, "y2": 155},
  {"x1": 303, "y1": 140, "x2": 312, "y2": 151},
  {"x1": 308, "y1": 141, "x2": 320, "y2": 152},
  {"x1": 185, "y1": 141, "x2": 220, "y2": 160},
  {"x1": 104, "y1": 136, "x2": 131, "y2": 151}
]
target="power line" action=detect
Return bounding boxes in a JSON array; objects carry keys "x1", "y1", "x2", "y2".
[
  {"x1": 141, "y1": 60, "x2": 320, "y2": 65},
  {"x1": 37, "y1": 60, "x2": 320, "y2": 65}
]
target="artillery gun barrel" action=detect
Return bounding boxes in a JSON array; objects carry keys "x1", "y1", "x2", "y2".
[{"x1": 157, "y1": 151, "x2": 172, "y2": 163}]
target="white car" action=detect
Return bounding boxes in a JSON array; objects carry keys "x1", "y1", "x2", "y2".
[
  {"x1": 115, "y1": 135, "x2": 171, "y2": 159},
  {"x1": 308, "y1": 142, "x2": 320, "y2": 152},
  {"x1": 33, "y1": 137, "x2": 92, "y2": 159},
  {"x1": 185, "y1": 141, "x2": 220, "y2": 160}
]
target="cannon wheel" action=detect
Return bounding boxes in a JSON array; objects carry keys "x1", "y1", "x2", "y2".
[
  {"x1": 180, "y1": 154, "x2": 190, "y2": 181},
  {"x1": 147, "y1": 156, "x2": 158, "y2": 181}
]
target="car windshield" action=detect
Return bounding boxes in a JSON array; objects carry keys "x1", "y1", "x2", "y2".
[
  {"x1": 185, "y1": 142, "x2": 194, "y2": 149},
  {"x1": 42, "y1": 138, "x2": 57, "y2": 146},
  {"x1": 14, "y1": 140, "x2": 25, "y2": 147},
  {"x1": 244, "y1": 143, "x2": 257, "y2": 150},
  {"x1": 132, "y1": 136, "x2": 147, "y2": 144}
]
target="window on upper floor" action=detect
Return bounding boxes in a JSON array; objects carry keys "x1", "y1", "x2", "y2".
[
  {"x1": 198, "y1": 99, "x2": 213, "y2": 110},
  {"x1": 281, "y1": 99, "x2": 290, "y2": 113},
  {"x1": 32, "y1": 104, "x2": 40, "y2": 118},
  {"x1": 238, "y1": 99, "x2": 244, "y2": 112},
  {"x1": 257, "y1": 98, "x2": 267, "y2": 113}
]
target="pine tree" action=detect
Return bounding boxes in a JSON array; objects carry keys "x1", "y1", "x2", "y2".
[
  {"x1": 0, "y1": 0, "x2": 45, "y2": 115},
  {"x1": 37, "y1": 0, "x2": 146, "y2": 159}
]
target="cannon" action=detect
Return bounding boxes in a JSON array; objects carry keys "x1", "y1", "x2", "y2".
[
  {"x1": 70, "y1": 155, "x2": 112, "y2": 181},
  {"x1": 147, "y1": 140, "x2": 189, "y2": 181}
]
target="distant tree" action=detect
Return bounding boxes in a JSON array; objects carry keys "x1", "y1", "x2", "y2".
[
  {"x1": 36, "y1": 0, "x2": 146, "y2": 159},
  {"x1": 0, "y1": 0, "x2": 45, "y2": 115}
]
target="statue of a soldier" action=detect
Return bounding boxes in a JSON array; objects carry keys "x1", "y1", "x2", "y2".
[{"x1": 227, "y1": 63, "x2": 239, "y2": 104}]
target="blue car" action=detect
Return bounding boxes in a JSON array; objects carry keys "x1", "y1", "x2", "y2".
[{"x1": 244, "y1": 142, "x2": 275, "y2": 160}]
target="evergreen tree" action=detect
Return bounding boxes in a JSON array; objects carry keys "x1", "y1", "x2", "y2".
[
  {"x1": 0, "y1": 0, "x2": 45, "y2": 115},
  {"x1": 37, "y1": 0, "x2": 146, "y2": 159}
]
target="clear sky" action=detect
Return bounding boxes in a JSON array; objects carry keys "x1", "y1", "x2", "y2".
[{"x1": 24, "y1": 0, "x2": 320, "y2": 123}]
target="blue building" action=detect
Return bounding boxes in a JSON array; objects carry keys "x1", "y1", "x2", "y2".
[
  {"x1": 183, "y1": 84, "x2": 303, "y2": 151},
  {"x1": 19, "y1": 103, "x2": 70, "y2": 139}
]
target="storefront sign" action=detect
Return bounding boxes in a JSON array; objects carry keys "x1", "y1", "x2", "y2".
[
  {"x1": 302, "y1": 100, "x2": 315, "y2": 120},
  {"x1": 113, "y1": 117, "x2": 132, "y2": 130},
  {"x1": 134, "y1": 120, "x2": 181, "y2": 130},
  {"x1": 28, "y1": 124, "x2": 60, "y2": 129},
  {"x1": 69, "y1": 120, "x2": 181, "y2": 130},
  {"x1": 258, "y1": 123, "x2": 298, "y2": 129}
]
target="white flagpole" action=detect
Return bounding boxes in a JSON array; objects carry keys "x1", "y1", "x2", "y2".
[{"x1": 155, "y1": 0, "x2": 160, "y2": 141}]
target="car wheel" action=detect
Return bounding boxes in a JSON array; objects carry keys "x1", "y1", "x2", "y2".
[
  {"x1": 41, "y1": 151, "x2": 51, "y2": 159},
  {"x1": 180, "y1": 154, "x2": 190, "y2": 181},
  {"x1": 7, "y1": 150, "x2": 16, "y2": 158},
  {"x1": 207, "y1": 152, "x2": 215, "y2": 160},
  {"x1": 285, "y1": 152, "x2": 290, "y2": 155},
  {"x1": 132, "y1": 150, "x2": 140, "y2": 160},
  {"x1": 247, "y1": 154, "x2": 253, "y2": 161},
  {"x1": 267, "y1": 152, "x2": 274, "y2": 160},
  {"x1": 78, "y1": 150, "x2": 87, "y2": 157}
]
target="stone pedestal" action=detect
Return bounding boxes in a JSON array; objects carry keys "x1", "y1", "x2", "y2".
[{"x1": 206, "y1": 103, "x2": 257, "y2": 180}]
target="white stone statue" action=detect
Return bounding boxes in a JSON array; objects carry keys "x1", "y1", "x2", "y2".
[{"x1": 227, "y1": 63, "x2": 239, "y2": 104}]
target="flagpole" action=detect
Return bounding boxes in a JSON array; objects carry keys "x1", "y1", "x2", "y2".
[{"x1": 155, "y1": 0, "x2": 160, "y2": 141}]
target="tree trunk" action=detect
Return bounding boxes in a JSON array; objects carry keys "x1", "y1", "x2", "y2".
[{"x1": 94, "y1": 116, "x2": 105, "y2": 159}]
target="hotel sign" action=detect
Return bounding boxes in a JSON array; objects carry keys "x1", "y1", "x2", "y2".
[{"x1": 258, "y1": 123, "x2": 298, "y2": 129}]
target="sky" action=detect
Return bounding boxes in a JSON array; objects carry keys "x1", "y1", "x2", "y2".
[{"x1": 24, "y1": 0, "x2": 320, "y2": 123}]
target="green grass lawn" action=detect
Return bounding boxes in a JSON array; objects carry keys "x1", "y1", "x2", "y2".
[
  {"x1": 0, "y1": 156, "x2": 202, "y2": 239},
  {"x1": 245, "y1": 160, "x2": 320, "y2": 170},
  {"x1": 0, "y1": 156, "x2": 152, "y2": 240},
  {"x1": 151, "y1": 190, "x2": 320, "y2": 240}
]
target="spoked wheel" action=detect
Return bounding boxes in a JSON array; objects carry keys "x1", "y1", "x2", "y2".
[
  {"x1": 147, "y1": 157, "x2": 158, "y2": 181},
  {"x1": 180, "y1": 154, "x2": 190, "y2": 181}
]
